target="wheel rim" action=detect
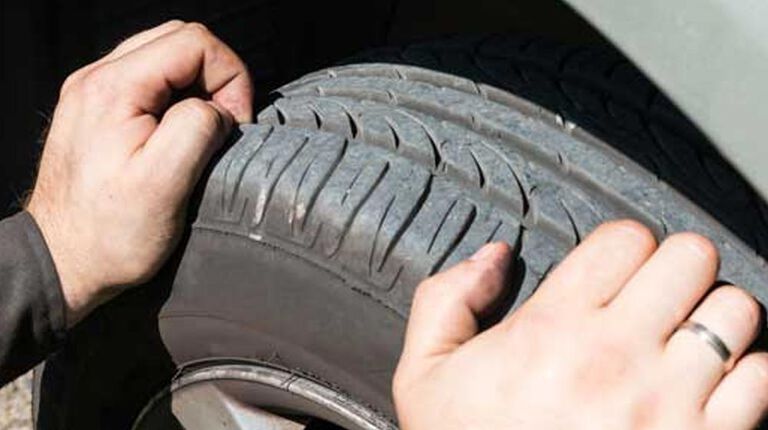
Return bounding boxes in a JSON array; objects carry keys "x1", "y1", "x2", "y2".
[{"x1": 132, "y1": 362, "x2": 396, "y2": 430}]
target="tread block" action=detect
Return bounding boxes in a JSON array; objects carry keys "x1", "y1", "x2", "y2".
[{"x1": 197, "y1": 39, "x2": 768, "y2": 317}]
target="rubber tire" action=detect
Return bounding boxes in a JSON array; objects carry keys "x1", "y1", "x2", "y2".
[
  {"x1": 35, "y1": 36, "x2": 768, "y2": 429},
  {"x1": 163, "y1": 56, "x2": 768, "y2": 422}
]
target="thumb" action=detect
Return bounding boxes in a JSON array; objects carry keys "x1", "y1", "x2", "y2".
[
  {"x1": 398, "y1": 242, "x2": 513, "y2": 369},
  {"x1": 139, "y1": 97, "x2": 234, "y2": 203}
]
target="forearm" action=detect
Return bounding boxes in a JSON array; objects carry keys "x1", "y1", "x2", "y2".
[{"x1": 0, "y1": 212, "x2": 66, "y2": 385}]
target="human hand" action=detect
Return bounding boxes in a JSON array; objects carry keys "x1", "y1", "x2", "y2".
[
  {"x1": 26, "y1": 20, "x2": 252, "y2": 326},
  {"x1": 394, "y1": 221, "x2": 767, "y2": 429}
]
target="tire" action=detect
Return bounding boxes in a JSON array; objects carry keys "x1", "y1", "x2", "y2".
[
  {"x1": 35, "y1": 36, "x2": 768, "y2": 428},
  {"x1": 342, "y1": 35, "x2": 768, "y2": 255}
]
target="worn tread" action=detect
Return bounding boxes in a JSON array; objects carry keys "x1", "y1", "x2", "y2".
[
  {"x1": 342, "y1": 36, "x2": 768, "y2": 255},
  {"x1": 196, "y1": 38, "x2": 768, "y2": 318}
]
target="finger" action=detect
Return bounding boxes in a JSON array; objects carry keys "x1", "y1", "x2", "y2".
[
  {"x1": 531, "y1": 220, "x2": 657, "y2": 309},
  {"x1": 706, "y1": 352, "x2": 768, "y2": 429},
  {"x1": 399, "y1": 242, "x2": 512, "y2": 366},
  {"x1": 103, "y1": 20, "x2": 186, "y2": 61},
  {"x1": 136, "y1": 97, "x2": 233, "y2": 203},
  {"x1": 608, "y1": 233, "x2": 719, "y2": 340},
  {"x1": 663, "y1": 286, "x2": 761, "y2": 405},
  {"x1": 59, "y1": 21, "x2": 186, "y2": 97},
  {"x1": 103, "y1": 22, "x2": 253, "y2": 123}
]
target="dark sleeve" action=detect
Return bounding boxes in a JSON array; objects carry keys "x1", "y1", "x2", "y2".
[{"x1": 0, "y1": 211, "x2": 66, "y2": 385}]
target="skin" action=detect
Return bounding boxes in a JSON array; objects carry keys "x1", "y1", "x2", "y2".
[
  {"x1": 22, "y1": 21, "x2": 767, "y2": 429},
  {"x1": 394, "y1": 222, "x2": 768, "y2": 429},
  {"x1": 26, "y1": 20, "x2": 253, "y2": 326}
]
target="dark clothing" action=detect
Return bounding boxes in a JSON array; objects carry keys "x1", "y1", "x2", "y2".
[{"x1": 0, "y1": 212, "x2": 65, "y2": 385}]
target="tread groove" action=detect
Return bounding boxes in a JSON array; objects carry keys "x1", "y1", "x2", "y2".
[
  {"x1": 253, "y1": 136, "x2": 309, "y2": 226},
  {"x1": 344, "y1": 108, "x2": 359, "y2": 139},
  {"x1": 369, "y1": 194, "x2": 398, "y2": 276},
  {"x1": 559, "y1": 198, "x2": 582, "y2": 244},
  {"x1": 427, "y1": 199, "x2": 457, "y2": 254},
  {"x1": 298, "y1": 138, "x2": 349, "y2": 232},
  {"x1": 290, "y1": 152, "x2": 320, "y2": 233},
  {"x1": 226, "y1": 125, "x2": 274, "y2": 214},
  {"x1": 385, "y1": 119, "x2": 400, "y2": 150},
  {"x1": 308, "y1": 104, "x2": 323, "y2": 129},
  {"x1": 430, "y1": 204, "x2": 477, "y2": 275},
  {"x1": 377, "y1": 175, "x2": 433, "y2": 272},
  {"x1": 331, "y1": 161, "x2": 390, "y2": 257},
  {"x1": 468, "y1": 147, "x2": 486, "y2": 188}
]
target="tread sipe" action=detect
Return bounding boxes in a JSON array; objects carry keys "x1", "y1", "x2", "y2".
[
  {"x1": 344, "y1": 35, "x2": 768, "y2": 257},
  {"x1": 195, "y1": 47, "x2": 768, "y2": 317}
]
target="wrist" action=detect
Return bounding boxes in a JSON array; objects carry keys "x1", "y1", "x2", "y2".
[{"x1": 27, "y1": 202, "x2": 106, "y2": 327}]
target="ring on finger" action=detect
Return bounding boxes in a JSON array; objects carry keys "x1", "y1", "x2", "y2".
[{"x1": 675, "y1": 320, "x2": 733, "y2": 368}]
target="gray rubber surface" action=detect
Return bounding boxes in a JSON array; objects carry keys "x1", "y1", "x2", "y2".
[
  {"x1": 195, "y1": 59, "x2": 768, "y2": 318},
  {"x1": 344, "y1": 35, "x2": 768, "y2": 260}
]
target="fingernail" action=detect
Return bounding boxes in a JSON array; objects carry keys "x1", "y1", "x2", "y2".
[{"x1": 469, "y1": 243, "x2": 496, "y2": 262}]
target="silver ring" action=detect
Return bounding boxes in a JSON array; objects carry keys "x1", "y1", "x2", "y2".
[{"x1": 677, "y1": 320, "x2": 732, "y2": 363}]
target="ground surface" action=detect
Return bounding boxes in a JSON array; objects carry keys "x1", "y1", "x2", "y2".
[{"x1": 0, "y1": 373, "x2": 32, "y2": 430}]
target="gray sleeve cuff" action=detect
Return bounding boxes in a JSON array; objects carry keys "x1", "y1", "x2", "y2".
[{"x1": 0, "y1": 211, "x2": 67, "y2": 385}]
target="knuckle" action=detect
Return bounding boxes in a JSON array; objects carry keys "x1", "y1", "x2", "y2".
[
  {"x1": 60, "y1": 74, "x2": 80, "y2": 97},
  {"x1": 182, "y1": 22, "x2": 211, "y2": 39},
  {"x1": 76, "y1": 67, "x2": 116, "y2": 101},
  {"x1": 161, "y1": 19, "x2": 186, "y2": 29},
  {"x1": 60, "y1": 67, "x2": 90, "y2": 96},
  {"x1": 668, "y1": 232, "x2": 719, "y2": 263}
]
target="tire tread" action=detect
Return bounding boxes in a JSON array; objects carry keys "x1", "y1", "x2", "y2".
[{"x1": 197, "y1": 37, "x2": 768, "y2": 316}]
